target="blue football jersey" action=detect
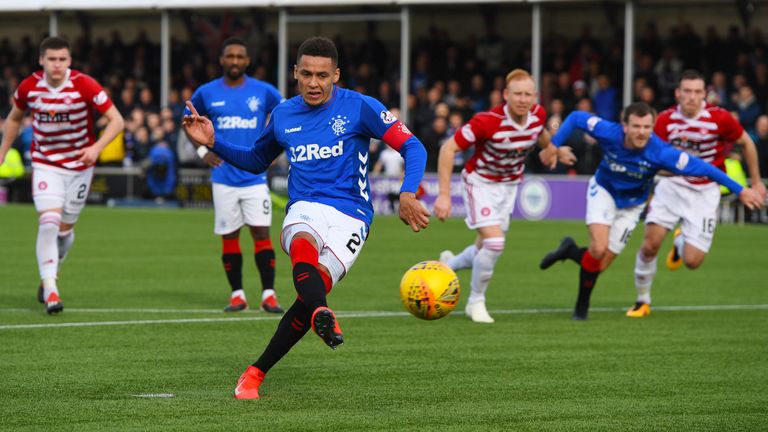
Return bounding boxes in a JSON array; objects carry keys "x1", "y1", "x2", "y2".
[
  {"x1": 190, "y1": 77, "x2": 281, "y2": 187},
  {"x1": 212, "y1": 86, "x2": 427, "y2": 225},
  {"x1": 553, "y1": 111, "x2": 743, "y2": 208}
]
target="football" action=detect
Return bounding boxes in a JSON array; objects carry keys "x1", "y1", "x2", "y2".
[{"x1": 399, "y1": 261, "x2": 461, "y2": 320}]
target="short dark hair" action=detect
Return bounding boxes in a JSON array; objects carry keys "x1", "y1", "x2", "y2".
[
  {"x1": 679, "y1": 69, "x2": 705, "y2": 86},
  {"x1": 622, "y1": 102, "x2": 657, "y2": 123},
  {"x1": 296, "y1": 37, "x2": 338, "y2": 66},
  {"x1": 221, "y1": 37, "x2": 247, "y2": 55},
  {"x1": 39, "y1": 36, "x2": 70, "y2": 56}
]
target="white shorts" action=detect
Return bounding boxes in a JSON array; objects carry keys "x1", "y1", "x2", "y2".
[
  {"x1": 645, "y1": 177, "x2": 720, "y2": 253},
  {"x1": 461, "y1": 171, "x2": 519, "y2": 231},
  {"x1": 32, "y1": 165, "x2": 94, "y2": 224},
  {"x1": 585, "y1": 176, "x2": 645, "y2": 255},
  {"x1": 280, "y1": 201, "x2": 369, "y2": 287},
  {"x1": 212, "y1": 183, "x2": 272, "y2": 235}
]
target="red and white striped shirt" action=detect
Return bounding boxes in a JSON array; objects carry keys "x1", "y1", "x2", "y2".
[
  {"x1": 13, "y1": 69, "x2": 113, "y2": 172},
  {"x1": 453, "y1": 104, "x2": 546, "y2": 183},
  {"x1": 654, "y1": 103, "x2": 743, "y2": 185}
]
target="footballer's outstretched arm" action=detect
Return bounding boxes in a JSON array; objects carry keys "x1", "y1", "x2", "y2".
[{"x1": 656, "y1": 145, "x2": 764, "y2": 209}]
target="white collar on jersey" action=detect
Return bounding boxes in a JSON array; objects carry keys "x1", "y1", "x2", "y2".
[
  {"x1": 503, "y1": 104, "x2": 534, "y2": 131},
  {"x1": 675, "y1": 100, "x2": 711, "y2": 120},
  {"x1": 39, "y1": 68, "x2": 73, "y2": 93}
]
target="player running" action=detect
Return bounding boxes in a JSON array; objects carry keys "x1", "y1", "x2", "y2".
[
  {"x1": 433, "y1": 69, "x2": 575, "y2": 323},
  {"x1": 0, "y1": 36, "x2": 124, "y2": 314},
  {"x1": 182, "y1": 36, "x2": 430, "y2": 399},
  {"x1": 539, "y1": 103, "x2": 763, "y2": 321},
  {"x1": 188, "y1": 37, "x2": 284, "y2": 313},
  {"x1": 627, "y1": 70, "x2": 767, "y2": 318}
]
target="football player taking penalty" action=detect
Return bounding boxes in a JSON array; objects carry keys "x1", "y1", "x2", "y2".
[
  {"x1": 538, "y1": 102, "x2": 763, "y2": 321},
  {"x1": 183, "y1": 36, "x2": 430, "y2": 399}
]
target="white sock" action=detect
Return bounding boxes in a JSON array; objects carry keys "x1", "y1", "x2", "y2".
[
  {"x1": 468, "y1": 238, "x2": 504, "y2": 304},
  {"x1": 57, "y1": 229, "x2": 75, "y2": 262},
  {"x1": 231, "y1": 289, "x2": 246, "y2": 299},
  {"x1": 42, "y1": 277, "x2": 58, "y2": 299},
  {"x1": 37, "y1": 212, "x2": 61, "y2": 282},
  {"x1": 261, "y1": 289, "x2": 275, "y2": 301},
  {"x1": 447, "y1": 244, "x2": 478, "y2": 270},
  {"x1": 674, "y1": 233, "x2": 685, "y2": 260},
  {"x1": 633, "y1": 250, "x2": 656, "y2": 304}
]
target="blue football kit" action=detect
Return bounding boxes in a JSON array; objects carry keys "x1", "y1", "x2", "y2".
[
  {"x1": 552, "y1": 111, "x2": 743, "y2": 208},
  {"x1": 190, "y1": 77, "x2": 282, "y2": 187},
  {"x1": 211, "y1": 86, "x2": 427, "y2": 225}
]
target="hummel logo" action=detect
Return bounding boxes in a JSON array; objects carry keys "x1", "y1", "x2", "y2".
[
  {"x1": 211, "y1": 101, "x2": 226, "y2": 107},
  {"x1": 285, "y1": 126, "x2": 302, "y2": 133}
]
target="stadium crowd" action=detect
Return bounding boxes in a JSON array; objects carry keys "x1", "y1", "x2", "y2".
[{"x1": 1, "y1": 18, "x2": 768, "y2": 185}]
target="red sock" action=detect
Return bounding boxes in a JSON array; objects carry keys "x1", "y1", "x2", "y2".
[
  {"x1": 290, "y1": 237, "x2": 318, "y2": 267},
  {"x1": 580, "y1": 250, "x2": 601, "y2": 273}
]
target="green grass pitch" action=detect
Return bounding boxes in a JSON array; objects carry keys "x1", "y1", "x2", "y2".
[{"x1": 0, "y1": 204, "x2": 766, "y2": 431}]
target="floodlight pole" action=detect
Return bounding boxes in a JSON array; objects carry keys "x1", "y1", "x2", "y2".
[
  {"x1": 49, "y1": 11, "x2": 59, "y2": 37},
  {"x1": 160, "y1": 10, "x2": 170, "y2": 108},
  {"x1": 623, "y1": 0, "x2": 635, "y2": 107},
  {"x1": 531, "y1": 3, "x2": 541, "y2": 88}
]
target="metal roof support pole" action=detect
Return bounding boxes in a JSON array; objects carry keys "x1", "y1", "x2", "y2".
[
  {"x1": 49, "y1": 11, "x2": 59, "y2": 37},
  {"x1": 278, "y1": 8, "x2": 288, "y2": 98},
  {"x1": 160, "y1": 10, "x2": 170, "y2": 108},
  {"x1": 531, "y1": 2, "x2": 541, "y2": 89},
  {"x1": 623, "y1": 0, "x2": 635, "y2": 107},
  {"x1": 400, "y1": 5, "x2": 410, "y2": 123}
]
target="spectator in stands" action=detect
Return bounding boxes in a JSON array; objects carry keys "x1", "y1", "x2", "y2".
[
  {"x1": 593, "y1": 74, "x2": 619, "y2": 122},
  {"x1": 750, "y1": 115, "x2": 768, "y2": 179},
  {"x1": 422, "y1": 116, "x2": 449, "y2": 172},
  {"x1": 143, "y1": 141, "x2": 176, "y2": 202},
  {"x1": 736, "y1": 85, "x2": 761, "y2": 133}
]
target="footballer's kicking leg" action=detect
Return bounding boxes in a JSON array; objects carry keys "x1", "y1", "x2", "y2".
[
  {"x1": 36, "y1": 209, "x2": 64, "y2": 314},
  {"x1": 465, "y1": 226, "x2": 505, "y2": 324},
  {"x1": 234, "y1": 234, "x2": 339, "y2": 399},
  {"x1": 248, "y1": 225, "x2": 283, "y2": 313},
  {"x1": 221, "y1": 229, "x2": 249, "y2": 312},
  {"x1": 236, "y1": 298, "x2": 312, "y2": 399},
  {"x1": 629, "y1": 223, "x2": 668, "y2": 318}
]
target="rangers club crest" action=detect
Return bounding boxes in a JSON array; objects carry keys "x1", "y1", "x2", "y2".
[
  {"x1": 380, "y1": 110, "x2": 397, "y2": 124},
  {"x1": 329, "y1": 115, "x2": 350, "y2": 136},
  {"x1": 247, "y1": 96, "x2": 261, "y2": 113}
]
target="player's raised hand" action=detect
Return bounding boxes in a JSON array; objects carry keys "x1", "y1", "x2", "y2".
[
  {"x1": 76, "y1": 145, "x2": 100, "y2": 166},
  {"x1": 399, "y1": 192, "x2": 430, "y2": 232},
  {"x1": 182, "y1": 101, "x2": 215, "y2": 148},
  {"x1": 739, "y1": 187, "x2": 765, "y2": 210},
  {"x1": 433, "y1": 194, "x2": 452, "y2": 222}
]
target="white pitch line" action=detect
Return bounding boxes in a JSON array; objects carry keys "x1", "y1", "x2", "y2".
[{"x1": 0, "y1": 304, "x2": 766, "y2": 331}]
